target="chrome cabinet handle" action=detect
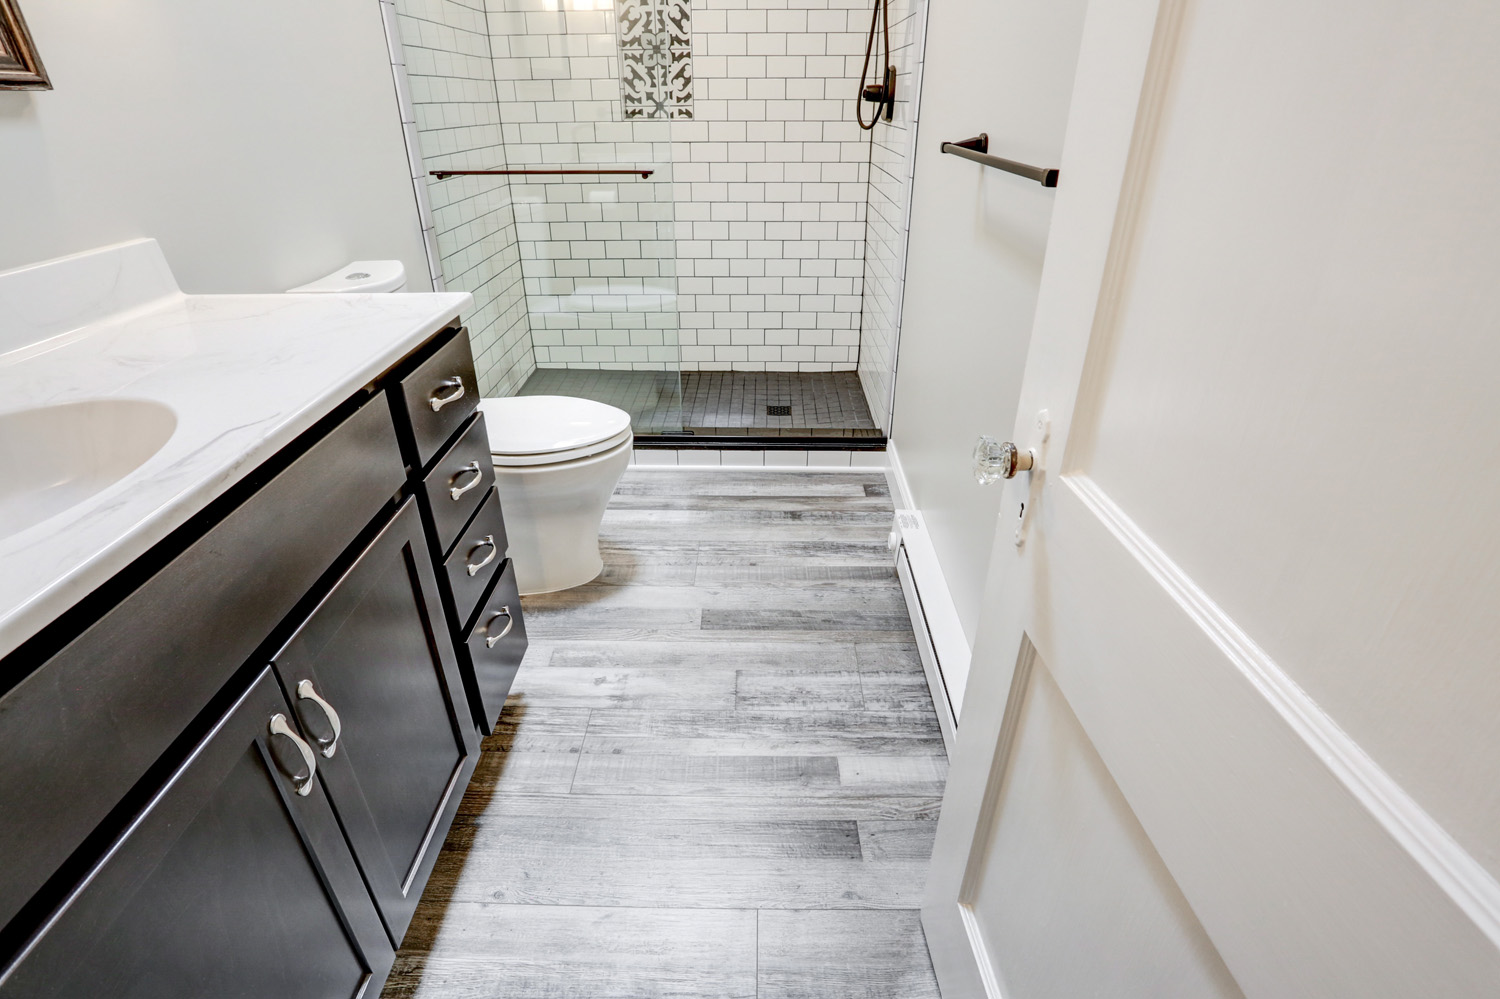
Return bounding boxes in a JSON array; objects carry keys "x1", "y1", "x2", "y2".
[
  {"x1": 449, "y1": 461, "x2": 483, "y2": 501},
  {"x1": 972, "y1": 435, "x2": 1034, "y2": 485},
  {"x1": 483, "y1": 606, "x2": 515, "y2": 648},
  {"x1": 295, "y1": 679, "x2": 342, "y2": 759},
  {"x1": 428, "y1": 376, "x2": 466, "y2": 412},
  {"x1": 465, "y1": 535, "x2": 498, "y2": 576},
  {"x1": 268, "y1": 712, "x2": 317, "y2": 796}
]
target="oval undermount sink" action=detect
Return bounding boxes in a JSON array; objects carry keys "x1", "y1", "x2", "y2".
[{"x1": 0, "y1": 399, "x2": 178, "y2": 540}]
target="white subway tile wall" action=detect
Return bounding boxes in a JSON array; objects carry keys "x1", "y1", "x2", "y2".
[
  {"x1": 667, "y1": 0, "x2": 876, "y2": 375},
  {"x1": 392, "y1": 0, "x2": 537, "y2": 398},
  {"x1": 857, "y1": 0, "x2": 924, "y2": 430},
  {"x1": 490, "y1": 0, "x2": 682, "y2": 371},
  {"x1": 488, "y1": 0, "x2": 882, "y2": 378}
]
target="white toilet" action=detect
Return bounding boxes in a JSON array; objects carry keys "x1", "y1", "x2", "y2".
[
  {"x1": 287, "y1": 261, "x2": 630, "y2": 594},
  {"x1": 476, "y1": 395, "x2": 632, "y2": 595}
]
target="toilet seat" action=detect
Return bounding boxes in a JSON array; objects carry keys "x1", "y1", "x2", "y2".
[{"x1": 477, "y1": 396, "x2": 633, "y2": 467}]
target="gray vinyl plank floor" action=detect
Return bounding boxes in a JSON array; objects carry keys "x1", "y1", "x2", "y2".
[{"x1": 383, "y1": 470, "x2": 944, "y2": 998}]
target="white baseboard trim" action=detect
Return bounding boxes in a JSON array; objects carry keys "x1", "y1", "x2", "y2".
[
  {"x1": 886, "y1": 440, "x2": 971, "y2": 751},
  {"x1": 885, "y1": 438, "x2": 915, "y2": 509}
]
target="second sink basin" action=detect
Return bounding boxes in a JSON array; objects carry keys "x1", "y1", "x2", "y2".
[{"x1": 0, "y1": 399, "x2": 178, "y2": 540}]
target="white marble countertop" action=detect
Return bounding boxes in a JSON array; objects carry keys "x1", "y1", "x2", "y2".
[{"x1": 0, "y1": 240, "x2": 472, "y2": 660}]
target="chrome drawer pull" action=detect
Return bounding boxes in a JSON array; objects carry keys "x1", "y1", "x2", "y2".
[
  {"x1": 483, "y1": 606, "x2": 515, "y2": 648},
  {"x1": 295, "y1": 680, "x2": 343, "y2": 759},
  {"x1": 268, "y1": 713, "x2": 317, "y2": 796},
  {"x1": 466, "y1": 535, "x2": 498, "y2": 576},
  {"x1": 449, "y1": 461, "x2": 483, "y2": 501},
  {"x1": 428, "y1": 376, "x2": 466, "y2": 412}
]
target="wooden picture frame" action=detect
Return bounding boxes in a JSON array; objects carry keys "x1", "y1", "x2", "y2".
[{"x1": 0, "y1": 0, "x2": 49, "y2": 90}]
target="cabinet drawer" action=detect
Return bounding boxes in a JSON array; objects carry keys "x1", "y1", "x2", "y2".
[
  {"x1": 0, "y1": 397, "x2": 404, "y2": 934},
  {"x1": 0, "y1": 669, "x2": 394, "y2": 999},
  {"x1": 442, "y1": 489, "x2": 510, "y2": 630},
  {"x1": 419, "y1": 413, "x2": 495, "y2": 559},
  {"x1": 459, "y1": 561, "x2": 528, "y2": 735},
  {"x1": 390, "y1": 328, "x2": 479, "y2": 470}
]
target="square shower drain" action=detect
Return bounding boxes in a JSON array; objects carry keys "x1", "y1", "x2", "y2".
[{"x1": 766, "y1": 404, "x2": 792, "y2": 416}]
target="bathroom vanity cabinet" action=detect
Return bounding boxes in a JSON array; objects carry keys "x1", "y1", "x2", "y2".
[{"x1": 0, "y1": 325, "x2": 524, "y2": 995}]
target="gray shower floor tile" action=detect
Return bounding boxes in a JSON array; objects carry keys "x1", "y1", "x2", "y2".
[{"x1": 517, "y1": 369, "x2": 878, "y2": 434}]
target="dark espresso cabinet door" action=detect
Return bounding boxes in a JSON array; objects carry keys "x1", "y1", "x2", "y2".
[
  {"x1": 272, "y1": 497, "x2": 479, "y2": 947},
  {"x1": 0, "y1": 396, "x2": 404, "y2": 932},
  {"x1": 0, "y1": 669, "x2": 393, "y2": 999}
]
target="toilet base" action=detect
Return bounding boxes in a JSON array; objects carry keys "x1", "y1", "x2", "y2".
[{"x1": 491, "y1": 436, "x2": 632, "y2": 595}]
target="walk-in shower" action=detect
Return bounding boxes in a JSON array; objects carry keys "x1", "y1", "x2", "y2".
[{"x1": 384, "y1": 0, "x2": 926, "y2": 445}]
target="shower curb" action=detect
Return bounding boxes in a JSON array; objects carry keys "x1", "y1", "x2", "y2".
[{"x1": 632, "y1": 433, "x2": 888, "y2": 451}]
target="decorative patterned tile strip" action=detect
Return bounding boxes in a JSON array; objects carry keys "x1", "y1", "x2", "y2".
[{"x1": 617, "y1": 0, "x2": 692, "y2": 119}]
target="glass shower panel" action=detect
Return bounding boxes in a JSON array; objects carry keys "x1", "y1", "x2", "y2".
[
  {"x1": 392, "y1": 0, "x2": 536, "y2": 402},
  {"x1": 509, "y1": 167, "x2": 682, "y2": 434},
  {"x1": 493, "y1": 0, "x2": 683, "y2": 433}
]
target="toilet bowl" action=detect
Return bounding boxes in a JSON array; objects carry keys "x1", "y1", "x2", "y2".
[{"x1": 476, "y1": 395, "x2": 632, "y2": 595}]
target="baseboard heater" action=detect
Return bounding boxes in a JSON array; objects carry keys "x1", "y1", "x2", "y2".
[{"x1": 891, "y1": 510, "x2": 971, "y2": 754}]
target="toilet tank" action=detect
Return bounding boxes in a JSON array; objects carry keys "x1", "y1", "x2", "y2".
[{"x1": 288, "y1": 260, "x2": 406, "y2": 294}]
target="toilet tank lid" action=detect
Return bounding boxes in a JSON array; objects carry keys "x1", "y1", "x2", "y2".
[
  {"x1": 478, "y1": 396, "x2": 632, "y2": 455},
  {"x1": 287, "y1": 260, "x2": 406, "y2": 294}
]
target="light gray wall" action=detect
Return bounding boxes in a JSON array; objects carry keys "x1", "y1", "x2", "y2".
[
  {"x1": 0, "y1": 0, "x2": 429, "y2": 293},
  {"x1": 890, "y1": 0, "x2": 1088, "y2": 643}
]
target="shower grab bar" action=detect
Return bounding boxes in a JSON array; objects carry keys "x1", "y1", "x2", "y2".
[
  {"x1": 430, "y1": 168, "x2": 654, "y2": 180},
  {"x1": 940, "y1": 134, "x2": 1058, "y2": 188}
]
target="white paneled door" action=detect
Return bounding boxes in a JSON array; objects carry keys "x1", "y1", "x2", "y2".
[{"x1": 922, "y1": 0, "x2": 1500, "y2": 996}]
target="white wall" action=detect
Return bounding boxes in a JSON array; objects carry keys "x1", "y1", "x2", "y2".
[
  {"x1": 890, "y1": 0, "x2": 1088, "y2": 642},
  {"x1": 0, "y1": 0, "x2": 429, "y2": 294}
]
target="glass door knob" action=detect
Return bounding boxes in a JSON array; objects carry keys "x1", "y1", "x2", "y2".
[{"x1": 973, "y1": 436, "x2": 1034, "y2": 484}]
